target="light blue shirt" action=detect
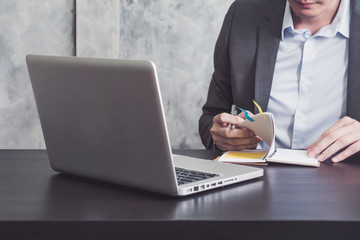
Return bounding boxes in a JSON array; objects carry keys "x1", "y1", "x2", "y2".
[{"x1": 267, "y1": 0, "x2": 350, "y2": 149}]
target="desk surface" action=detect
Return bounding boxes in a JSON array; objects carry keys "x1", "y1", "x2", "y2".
[{"x1": 1, "y1": 149, "x2": 360, "y2": 240}]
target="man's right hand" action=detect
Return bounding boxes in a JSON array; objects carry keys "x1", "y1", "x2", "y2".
[{"x1": 210, "y1": 112, "x2": 262, "y2": 151}]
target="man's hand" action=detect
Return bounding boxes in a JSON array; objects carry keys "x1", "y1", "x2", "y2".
[
  {"x1": 307, "y1": 116, "x2": 360, "y2": 162},
  {"x1": 210, "y1": 111, "x2": 262, "y2": 152}
]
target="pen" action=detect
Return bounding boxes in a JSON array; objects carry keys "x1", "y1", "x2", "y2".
[
  {"x1": 231, "y1": 104, "x2": 256, "y2": 125},
  {"x1": 231, "y1": 104, "x2": 237, "y2": 129},
  {"x1": 238, "y1": 107, "x2": 255, "y2": 122}
]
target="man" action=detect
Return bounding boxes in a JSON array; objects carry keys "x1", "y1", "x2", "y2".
[{"x1": 199, "y1": 0, "x2": 360, "y2": 162}]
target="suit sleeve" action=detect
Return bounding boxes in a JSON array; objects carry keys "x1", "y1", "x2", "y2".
[{"x1": 198, "y1": 1, "x2": 238, "y2": 149}]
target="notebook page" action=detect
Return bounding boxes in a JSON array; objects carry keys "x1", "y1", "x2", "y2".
[{"x1": 267, "y1": 148, "x2": 320, "y2": 167}]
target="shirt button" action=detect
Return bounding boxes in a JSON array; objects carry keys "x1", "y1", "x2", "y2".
[
  {"x1": 303, "y1": 77, "x2": 310, "y2": 85},
  {"x1": 297, "y1": 113, "x2": 304, "y2": 119}
]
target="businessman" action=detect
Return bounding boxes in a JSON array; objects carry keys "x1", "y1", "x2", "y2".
[{"x1": 199, "y1": 0, "x2": 360, "y2": 162}]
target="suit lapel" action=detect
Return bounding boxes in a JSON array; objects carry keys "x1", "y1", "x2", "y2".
[
  {"x1": 254, "y1": 2, "x2": 286, "y2": 112},
  {"x1": 347, "y1": 0, "x2": 360, "y2": 120}
]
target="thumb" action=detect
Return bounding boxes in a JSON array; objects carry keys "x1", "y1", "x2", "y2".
[{"x1": 238, "y1": 110, "x2": 254, "y2": 120}]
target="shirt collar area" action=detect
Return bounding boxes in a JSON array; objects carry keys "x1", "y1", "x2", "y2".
[
  {"x1": 281, "y1": 0, "x2": 350, "y2": 41},
  {"x1": 281, "y1": 1, "x2": 293, "y2": 41}
]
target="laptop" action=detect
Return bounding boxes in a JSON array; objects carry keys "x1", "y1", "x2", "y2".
[{"x1": 26, "y1": 55, "x2": 263, "y2": 196}]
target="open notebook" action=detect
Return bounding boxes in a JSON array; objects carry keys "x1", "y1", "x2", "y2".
[{"x1": 216, "y1": 113, "x2": 320, "y2": 167}]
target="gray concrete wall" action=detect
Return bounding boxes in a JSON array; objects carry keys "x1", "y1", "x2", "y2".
[
  {"x1": 0, "y1": 0, "x2": 74, "y2": 148},
  {"x1": 0, "y1": 0, "x2": 233, "y2": 149},
  {"x1": 118, "y1": 0, "x2": 233, "y2": 148}
]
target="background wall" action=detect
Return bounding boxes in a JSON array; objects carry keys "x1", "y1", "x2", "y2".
[
  {"x1": 0, "y1": 0, "x2": 233, "y2": 149},
  {"x1": 0, "y1": 0, "x2": 75, "y2": 148}
]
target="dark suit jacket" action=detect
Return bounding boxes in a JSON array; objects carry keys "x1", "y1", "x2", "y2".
[{"x1": 199, "y1": 0, "x2": 360, "y2": 149}]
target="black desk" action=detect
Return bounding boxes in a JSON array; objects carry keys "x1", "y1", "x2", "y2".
[{"x1": 1, "y1": 150, "x2": 360, "y2": 240}]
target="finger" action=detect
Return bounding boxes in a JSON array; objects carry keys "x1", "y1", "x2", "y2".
[
  {"x1": 215, "y1": 137, "x2": 261, "y2": 151},
  {"x1": 238, "y1": 110, "x2": 255, "y2": 120},
  {"x1": 331, "y1": 140, "x2": 360, "y2": 162},
  {"x1": 307, "y1": 117, "x2": 355, "y2": 157},
  {"x1": 213, "y1": 133, "x2": 261, "y2": 151},
  {"x1": 315, "y1": 129, "x2": 360, "y2": 161},
  {"x1": 212, "y1": 125, "x2": 255, "y2": 139},
  {"x1": 222, "y1": 122, "x2": 231, "y2": 128},
  {"x1": 217, "y1": 134, "x2": 261, "y2": 147},
  {"x1": 308, "y1": 125, "x2": 355, "y2": 158},
  {"x1": 216, "y1": 142, "x2": 260, "y2": 151},
  {"x1": 212, "y1": 130, "x2": 260, "y2": 145},
  {"x1": 211, "y1": 112, "x2": 261, "y2": 151},
  {"x1": 214, "y1": 113, "x2": 243, "y2": 126},
  {"x1": 307, "y1": 119, "x2": 346, "y2": 151},
  {"x1": 307, "y1": 126, "x2": 339, "y2": 153}
]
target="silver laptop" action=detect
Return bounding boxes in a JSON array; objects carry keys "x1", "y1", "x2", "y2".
[{"x1": 26, "y1": 55, "x2": 263, "y2": 196}]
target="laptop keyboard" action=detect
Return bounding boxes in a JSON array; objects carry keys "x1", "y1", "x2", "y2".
[{"x1": 175, "y1": 167, "x2": 219, "y2": 185}]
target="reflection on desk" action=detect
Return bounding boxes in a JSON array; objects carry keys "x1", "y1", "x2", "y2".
[
  {"x1": 0, "y1": 149, "x2": 359, "y2": 240},
  {"x1": 43, "y1": 173, "x2": 266, "y2": 221}
]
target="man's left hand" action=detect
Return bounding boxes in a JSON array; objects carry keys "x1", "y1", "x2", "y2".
[{"x1": 307, "y1": 116, "x2": 360, "y2": 162}]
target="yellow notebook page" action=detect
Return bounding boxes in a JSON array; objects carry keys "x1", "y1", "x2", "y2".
[{"x1": 224, "y1": 151, "x2": 267, "y2": 159}]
